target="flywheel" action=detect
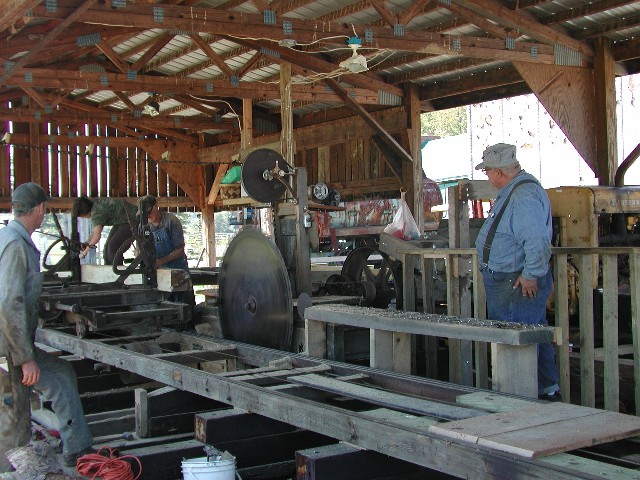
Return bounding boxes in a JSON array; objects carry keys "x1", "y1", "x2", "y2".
[
  {"x1": 341, "y1": 246, "x2": 403, "y2": 309},
  {"x1": 218, "y1": 228, "x2": 293, "y2": 350}
]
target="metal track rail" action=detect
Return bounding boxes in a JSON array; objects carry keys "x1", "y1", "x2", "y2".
[{"x1": 36, "y1": 327, "x2": 640, "y2": 480}]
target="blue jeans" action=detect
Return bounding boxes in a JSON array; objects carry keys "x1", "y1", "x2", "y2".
[{"x1": 482, "y1": 268, "x2": 559, "y2": 395}]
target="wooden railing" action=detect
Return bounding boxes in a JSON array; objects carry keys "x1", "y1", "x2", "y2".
[{"x1": 379, "y1": 233, "x2": 640, "y2": 414}]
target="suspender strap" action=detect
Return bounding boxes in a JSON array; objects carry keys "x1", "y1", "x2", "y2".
[{"x1": 482, "y1": 179, "x2": 537, "y2": 267}]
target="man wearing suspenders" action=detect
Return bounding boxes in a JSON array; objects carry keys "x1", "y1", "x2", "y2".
[{"x1": 475, "y1": 143, "x2": 561, "y2": 401}]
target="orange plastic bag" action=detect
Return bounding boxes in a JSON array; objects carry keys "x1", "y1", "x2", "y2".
[{"x1": 383, "y1": 191, "x2": 421, "y2": 241}]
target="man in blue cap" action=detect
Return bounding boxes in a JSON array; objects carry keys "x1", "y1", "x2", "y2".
[
  {"x1": 0, "y1": 183, "x2": 93, "y2": 469},
  {"x1": 475, "y1": 144, "x2": 561, "y2": 401}
]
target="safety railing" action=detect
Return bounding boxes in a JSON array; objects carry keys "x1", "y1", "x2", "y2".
[{"x1": 379, "y1": 233, "x2": 640, "y2": 414}]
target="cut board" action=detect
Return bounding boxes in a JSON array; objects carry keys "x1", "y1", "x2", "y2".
[{"x1": 429, "y1": 403, "x2": 640, "y2": 459}]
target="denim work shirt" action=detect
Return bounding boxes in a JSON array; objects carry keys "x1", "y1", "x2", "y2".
[
  {"x1": 0, "y1": 220, "x2": 43, "y2": 365},
  {"x1": 475, "y1": 170, "x2": 552, "y2": 279}
]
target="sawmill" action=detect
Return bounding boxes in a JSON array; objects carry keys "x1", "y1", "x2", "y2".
[{"x1": 1, "y1": 1, "x2": 640, "y2": 479}]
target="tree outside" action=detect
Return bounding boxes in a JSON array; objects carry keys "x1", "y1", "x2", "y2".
[{"x1": 421, "y1": 106, "x2": 468, "y2": 137}]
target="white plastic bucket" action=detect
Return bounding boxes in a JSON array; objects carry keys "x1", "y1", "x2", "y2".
[{"x1": 181, "y1": 456, "x2": 236, "y2": 480}]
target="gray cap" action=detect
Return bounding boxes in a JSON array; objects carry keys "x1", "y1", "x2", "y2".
[
  {"x1": 475, "y1": 143, "x2": 517, "y2": 170},
  {"x1": 11, "y1": 182, "x2": 48, "y2": 209}
]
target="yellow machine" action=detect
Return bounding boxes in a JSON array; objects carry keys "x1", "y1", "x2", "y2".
[
  {"x1": 547, "y1": 185, "x2": 640, "y2": 330},
  {"x1": 547, "y1": 186, "x2": 640, "y2": 249}
]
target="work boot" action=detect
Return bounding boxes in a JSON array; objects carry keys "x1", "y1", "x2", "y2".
[
  {"x1": 62, "y1": 446, "x2": 95, "y2": 467},
  {"x1": 538, "y1": 391, "x2": 563, "y2": 402}
]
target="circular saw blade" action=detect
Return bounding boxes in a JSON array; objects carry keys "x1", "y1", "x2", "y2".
[
  {"x1": 241, "y1": 148, "x2": 291, "y2": 203},
  {"x1": 219, "y1": 228, "x2": 293, "y2": 350}
]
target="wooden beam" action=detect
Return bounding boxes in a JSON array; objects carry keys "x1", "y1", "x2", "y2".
[
  {"x1": 369, "y1": 0, "x2": 398, "y2": 27},
  {"x1": 194, "y1": 409, "x2": 296, "y2": 444},
  {"x1": 198, "y1": 107, "x2": 408, "y2": 164},
  {"x1": 96, "y1": 40, "x2": 131, "y2": 73},
  {"x1": 8, "y1": 67, "x2": 379, "y2": 105},
  {"x1": 225, "y1": 36, "x2": 403, "y2": 98},
  {"x1": 514, "y1": 62, "x2": 598, "y2": 178},
  {"x1": 452, "y1": 0, "x2": 593, "y2": 57},
  {"x1": 206, "y1": 164, "x2": 229, "y2": 205},
  {"x1": 189, "y1": 34, "x2": 235, "y2": 78},
  {"x1": 131, "y1": 32, "x2": 174, "y2": 72},
  {"x1": 593, "y1": 37, "x2": 618, "y2": 185}
]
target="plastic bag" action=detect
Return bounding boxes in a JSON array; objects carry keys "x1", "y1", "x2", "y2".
[{"x1": 383, "y1": 191, "x2": 421, "y2": 241}]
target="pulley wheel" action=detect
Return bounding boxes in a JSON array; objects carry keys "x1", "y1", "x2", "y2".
[
  {"x1": 219, "y1": 229, "x2": 293, "y2": 350},
  {"x1": 341, "y1": 246, "x2": 403, "y2": 309},
  {"x1": 241, "y1": 148, "x2": 292, "y2": 203}
]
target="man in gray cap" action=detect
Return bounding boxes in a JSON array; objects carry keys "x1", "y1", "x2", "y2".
[
  {"x1": 0, "y1": 182, "x2": 93, "y2": 469},
  {"x1": 474, "y1": 144, "x2": 561, "y2": 401}
]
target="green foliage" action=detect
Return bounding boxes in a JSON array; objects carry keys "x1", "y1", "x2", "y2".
[{"x1": 421, "y1": 106, "x2": 468, "y2": 138}]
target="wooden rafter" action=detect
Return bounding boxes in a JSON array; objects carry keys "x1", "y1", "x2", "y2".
[
  {"x1": 0, "y1": 0, "x2": 41, "y2": 36},
  {"x1": 7, "y1": 67, "x2": 381, "y2": 105},
  {"x1": 0, "y1": 0, "x2": 98, "y2": 84},
  {"x1": 96, "y1": 40, "x2": 131, "y2": 74},
  {"x1": 189, "y1": 34, "x2": 235, "y2": 78},
  {"x1": 131, "y1": 32, "x2": 174, "y2": 72},
  {"x1": 368, "y1": 0, "x2": 398, "y2": 28},
  {"x1": 399, "y1": 0, "x2": 436, "y2": 25},
  {"x1": 452, "y1": 0, "x2": 593, "y2": 56}
]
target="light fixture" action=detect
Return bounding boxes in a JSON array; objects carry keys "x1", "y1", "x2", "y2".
[
  {"x1": 339, "y1": 37, "x2": 368, "y2": 73},
  {"x1": 143, "y1": 100, "x2": 160, "y2": 116},
  {"x1": 161, "y1": 150, "x2": 171, "y2": 160},
  {"x1": 85, "y1": 143, "x2": 94, "y2": 155},
  {"x1": 1, "y1": 132, "x2": 11, "y2": 145}
]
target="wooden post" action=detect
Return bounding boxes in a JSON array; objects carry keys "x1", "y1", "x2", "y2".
[
  {"x1": 406, "y1": 83, "x2": 423, "y2": 233},
  {"x1": 305, "y1": 319, "x2": 326, "y2": 358},
  {"x1": 370, "y1": 329, "x2": 393, "y2": 371},
  {"x1": 578, "y1": 254, "x2": 595, "y2": 407},
  {"x1": 491, "y1": 343, "x2": 538, "y2": 398},
  {"x1": 602, "y1": 254, "x2": 619, "y2": 411},
  {"x1": 554, "y1": 253, "x2": 571, "y2": 401},
  {"x1": 201, "y1": 204, "x2": 216, "y2": 267},
  {"x1": 593, "y1": 38, "x2": 618, "y2": 186}
]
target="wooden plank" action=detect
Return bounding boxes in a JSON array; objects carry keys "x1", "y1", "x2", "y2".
[
  {"x1": 304, "y1": 305, "x2": 559, "y2": 345},
  {"x1": 370, "y1": 329, "x2": 393, "y2": 371},
  {"x1": 429, "y1": 404, "x2": 640, "y2": 459},
  {"x1": 288, "y1": 373, "x2": 483, "y2": 421},
  {"x1": 577, "y1": 254, "x2": 595, "y2": 407},
  {"x1": 554, "y1": 253, "x2": 571, "y2": 401},
  {"x1": 150, "y1": 347, "x2": 237, "y2": 365},
  {"x1": 541, "y1": 454, "x2": 640, "y2": 480},
  {"x1": 221, "y1": 365, "x2": 331, "y2": 385},
  {"x1": 602, "y1": 253, "x2": 619, "y2": 411},
  {"x1": 455, "y1": 392, "x2": 540, "y2": 413}
]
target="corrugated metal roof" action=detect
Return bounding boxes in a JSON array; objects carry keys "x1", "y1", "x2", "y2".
[{"x1": 0, "y1": 0, "x2": 637, "y2": 141}]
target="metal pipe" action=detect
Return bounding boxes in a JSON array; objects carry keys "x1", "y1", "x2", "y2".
[{"x1": 614, "y1": 141, "x2": 640, "y2": 187}]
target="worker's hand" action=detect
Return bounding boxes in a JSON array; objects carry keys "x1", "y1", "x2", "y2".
[
  {"x1": 21, "y1": 360, "x2": 40, "y2": 386},
  {"x1": 514, "y1": 275, "x2": 538, "y2": 298}
]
